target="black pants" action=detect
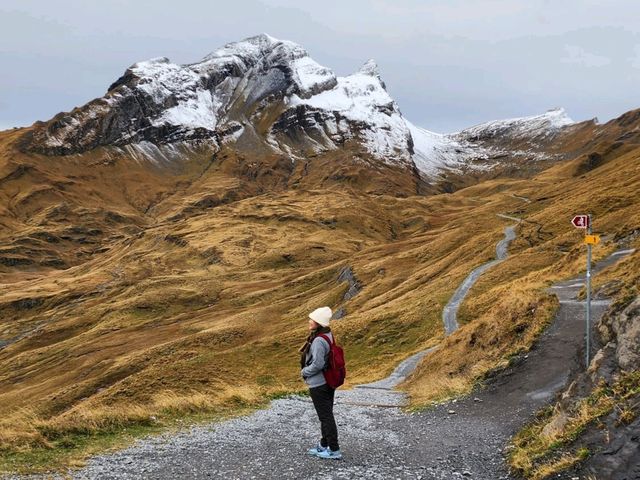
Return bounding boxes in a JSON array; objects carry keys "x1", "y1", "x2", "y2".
[{"x1": 309, "y1": 383, "x2": 339, "y2": 451}]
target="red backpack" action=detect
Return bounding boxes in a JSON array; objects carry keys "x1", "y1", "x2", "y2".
[{"x1": 318, "y1": 334, "x2": 346, "y2": 389}]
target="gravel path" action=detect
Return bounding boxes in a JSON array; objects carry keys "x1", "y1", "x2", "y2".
[
  {"x1": 443, "y1": 216, "x2": 518, "y2": 334},
  {"x1": 6, "y1": 235, "x2": 632, "y2": 479}
]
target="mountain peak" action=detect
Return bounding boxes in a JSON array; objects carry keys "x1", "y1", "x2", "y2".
[
  {"x1": 249, "y1": 32, "x2": 281, "y2": 43},
  {"x1": 543, "y1": 107, "x2": 574, "y2": 126},
  {"x1": 359, "y1": 59, "x2": 379, "y2": 76},
  {"x1": 201, "y1": 33, "x2": 304, "y2": 65}
]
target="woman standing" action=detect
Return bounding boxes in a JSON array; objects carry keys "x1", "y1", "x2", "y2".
[{"x1": 300, "y1": 306, "x2": 342, "y2": 460}]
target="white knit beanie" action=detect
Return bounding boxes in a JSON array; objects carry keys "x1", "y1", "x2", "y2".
[{"x1": 308, "y1": 306, "x2": 332, "y2": 327}]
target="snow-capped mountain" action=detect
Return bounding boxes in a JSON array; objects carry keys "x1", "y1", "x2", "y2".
[
  {"x1": 22, "y1": 34, "x2": 576, "y2": 181},
  {"x1": 27, "y1": 35, "x2": 412, "y2": 162}
]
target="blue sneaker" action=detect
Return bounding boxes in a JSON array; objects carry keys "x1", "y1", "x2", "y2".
[
  {"x1": 307, "y1": 444, "x2": 327, "y2": 456},
  {"x1": 316, "y1": 448, "x2": 342, "y2": 460}
]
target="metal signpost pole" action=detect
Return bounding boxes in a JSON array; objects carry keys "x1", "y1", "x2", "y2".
[
  {"x1": 571, "y1": 214, "x2": 599, "y2": 369},
  {"x1": 585, "y1": 214, "x2": 592, "y2": 369}
]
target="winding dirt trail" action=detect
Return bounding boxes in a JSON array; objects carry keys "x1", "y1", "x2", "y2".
[
  {"x1": 443, "y1": 216, "x2": 519, "y2": 335},
  {"x1": 354, "y1": 213, "x2": 519, "y2": 404}
]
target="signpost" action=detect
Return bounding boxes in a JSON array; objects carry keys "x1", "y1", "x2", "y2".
[
  {"x1": 571, "y1": 215, "x2": 589, "y2": 229},
  {"x1": 584, "y1": 234, "x2": 600, "y2": 245},
  {"x1": 571, "y1": 214, "x2": 593, "y2": 369}
]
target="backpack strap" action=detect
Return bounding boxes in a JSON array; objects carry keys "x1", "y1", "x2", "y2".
[{"x1": 317, "y1": 333, "x2": 334, "y2": 346}]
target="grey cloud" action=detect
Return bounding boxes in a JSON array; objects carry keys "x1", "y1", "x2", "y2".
[
  {"x1": 1, "y1": 0, "x2": 640, "y2": 133},
  {"x1": 561, "y1": 45, "x2": 611, "y2": 67}
]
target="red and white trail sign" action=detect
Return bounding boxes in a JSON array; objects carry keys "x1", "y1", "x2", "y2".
[{"x1": 571, "y1": 215, "x2": 590, "y2": 229}]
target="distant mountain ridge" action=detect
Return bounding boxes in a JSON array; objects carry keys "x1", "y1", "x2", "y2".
[{"x1": 20, "y1": 34, "x2": 579, "y2": 183}]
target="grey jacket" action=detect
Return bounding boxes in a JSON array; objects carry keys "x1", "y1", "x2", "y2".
[{"x1": 301, "y1": 332, "x2": 333, "y2": 388}]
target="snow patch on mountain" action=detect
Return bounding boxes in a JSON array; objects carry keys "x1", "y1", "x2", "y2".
[
  {"x1": 159, "y1": 90, "x2": 218, "y2": 130},
  {"x1": 129, "y1": 58, "x2": 219, "y2": 131},
  {"x1": 285, "y1": 61, "x2": 411, "y2": 161},
  {"x1": 407, "y1": 122, "x2": 486, "y2": 176},
  {"x1": 457, "y1": 108, "x2": 574, "y2": 141},
  {"x1": 295, "y1": 67, "x2": 392, "y2": 117},
  {"x1": 290, "y1": 56, "x2": 337, "y2": 98}
]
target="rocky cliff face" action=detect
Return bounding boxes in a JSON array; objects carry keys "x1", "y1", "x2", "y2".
[{"x1": 596, "y1": 296, "x2": 640, "y2": 374}]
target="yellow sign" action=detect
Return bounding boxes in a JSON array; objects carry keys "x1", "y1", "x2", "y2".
[{"x1": 584, "y1": 234, "x2": 600, "y2": 245}]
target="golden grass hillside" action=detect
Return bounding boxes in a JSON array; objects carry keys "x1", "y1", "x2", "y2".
[
  {"x1": 0, "y1": 117, "x2": 639, "y2": 472},
  {"x1": 0, "y1": 136, "x2": 527, "y2": 471}
]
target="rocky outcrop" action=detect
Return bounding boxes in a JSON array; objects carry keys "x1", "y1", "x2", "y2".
[
  {"x1": 537, "y1": 294, "x2": 640, "y2": 479},
  {"x1": 329, "y1": 266, "x2": 363, "y2": 320},
  {"x1": 337, "y1": 265, "x2": 362, "y2": 302},
  {"x1": 596, "y1": 296, "x2": 640, "y2": 373}
]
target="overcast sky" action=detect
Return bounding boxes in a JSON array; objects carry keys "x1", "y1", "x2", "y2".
[{"x1": 1, "y1": 0, "x2": 640, "y2": 132}]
